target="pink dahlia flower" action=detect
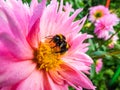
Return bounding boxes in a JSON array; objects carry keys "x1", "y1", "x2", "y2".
[
  {"x1": 89, "y1": 5, "x2": 110, "y2": 22},
  {"x1": 95, "y1": 59, "x2": 103, "y2": 74},
  {"x1": 94, "y1": 14, "x2": 119, "y2": 40},
  {"x1": 0, "y1": 0, "x2": 95, "y2": 90}
]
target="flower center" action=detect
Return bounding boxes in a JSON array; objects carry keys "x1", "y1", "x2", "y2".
[
  {"x1": 33, "y1": 41, "x2": 63, "y2": 71},
  {"x1": 94, "y1": 11, "x2": 103, "y2": 19}
]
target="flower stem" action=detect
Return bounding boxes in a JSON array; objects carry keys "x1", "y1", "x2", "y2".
[
  {"x1": 106, "y1": 0, "x2": 111, "y2": 8},
  {"x1": 92, "y1": 50, "x2": 120, "y2": 59},
  {"x1": 107, "y1": 29, "x2": 120, "y2": 41}
]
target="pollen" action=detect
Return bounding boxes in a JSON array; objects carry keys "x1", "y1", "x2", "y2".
[{"x1": 33, "y1": 42, "x2": 63, "y2": 71}]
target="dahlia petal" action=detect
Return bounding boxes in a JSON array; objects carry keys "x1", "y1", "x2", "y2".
[
  {"x1": 63, "y1": 2, "x2": 74, "y2": 17},
  {"x1": 66, "y1": 12, "x2": 87, "y2": 35},
  {"x1": 0, "y1": 33, "x2": 33, "y2": 59},
  {"x1": 14, "y1": 70, "x2": 42, "y2": 90},
  {"x1": 27, "y1": 19, "x2": 40, "y2": 48},
  {"x1": 64, "y1": 8, "x2": 83, "y2": 23},
  {"x1": 27, "y1": 0, "x2": 46, "y2": 48},
  {"x1": 1, "y1": 0, "x2": 31, "y2": 36},
  {"x1": 75, "y1": 52, "x2": 93, "y2": 65},
  {"x1": 66, "y1": 52, "x2": 93, "y2": 66},
  {"x1": 67, "y1": 81, "x2": 83, "y2": 90},
  {"x1": 58, "y1": 0, "x2": 63, "y2": 13},
  {"x1": 59, "y1": 64, "x2": 95, "y2": 89},
  {"x1": 68, "y1": 9, "x2": 83, "y2": 23},
  {"x1": 76, "y1": 43, "x2": 90, "y2": 53},
  {"x1": 55, "y1": 9, "x2": 83, "y2": 35},
  {"x1": 0, "y1": 60, "x2": 36, "y2": 87},
  {"x1": 68, "y1": 33, "x2": 88, "y2": 54},
  {"x1": 49, "y1": 70, "x2": 65, "y2": 85},
  {"x1": 43, "y1": 72, "x2": 68, "y2": 90},
  {"x1": 40, "y1": 0, "x2": 59, "y2": 38},
  {"x1": 8, "y1": 0, "x2": 30, "y2": 35},
  {"x1": 42, "y1": 71, "x2": 52, "y2": 90},
  {"x1": 0, "y1": 15, "x2": 13, "y2": 35},
  {"x1": 62, "y1": 58, "x2": 91, "y2": 71},
  {"x1": 0, "y1": 7, "x2": 25, "y2": 42},
  {"x1": 77, "y1": 15, "x2": 87, "y2": 32},
  {"x1": 0, "y1": 46, "x2": 17, "y2": 63},
  {"x1": 30, "y1": 0, "x2": 38, "y2": 13},
  {"x1": 71, "y1": 20, "x2": 82, "y2": 29},
  {"x1": 40, "y1": 0, "x2": 83, "y2": 38},
  {"x1": 0, "y1": 86, "x2": 12, "y2": 90},
  {"x1": 29, "y1": 0, "x2": 46, "y2": 30}
]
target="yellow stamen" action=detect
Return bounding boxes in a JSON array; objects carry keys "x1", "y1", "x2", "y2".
[
  {"x1": 33, "y1": 42, "x2": 63, "y2": 71},
  {"x1": 94, "y1": 10, "x2": 103, "y2": 19}
]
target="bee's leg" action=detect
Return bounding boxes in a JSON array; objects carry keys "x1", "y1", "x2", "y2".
[
  {"x1": 49, "y1": 39, "x2": 53, "y2": 43},
  {"x1": 51, "y1": 45, "x2": 57, "y2": 48},
  {"x1": 45, "y1": 36, "x2": 53, "y2": 43},
  {"x1": 54, "y1": 51, "x2": 61, "y2": 53}
]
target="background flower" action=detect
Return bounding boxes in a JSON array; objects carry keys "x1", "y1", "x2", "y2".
[
  {"x1": 108, "y1": 35, "x2": 118, "y2": 49},
  {"x1": 89, "y1": 5, "x2": 110, "y2": 22},
  {"x1": 94, "y1": 14, "x2": 119, "y2": 40},
  {"x1": 95, "y1": 59, "x2": 103, "y2": 73}
]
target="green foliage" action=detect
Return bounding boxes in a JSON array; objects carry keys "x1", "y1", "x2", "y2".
[
  {"x1": 22, "y1": 0, "x2": 31, "y2": 4},
  {"x1": 69, "y1": 86, "x2": 75, "y2": 90}
]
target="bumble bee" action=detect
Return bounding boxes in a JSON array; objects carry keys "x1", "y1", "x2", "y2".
[{"x1": 50, "y1": 34, "x2": 70, "y2": 53}]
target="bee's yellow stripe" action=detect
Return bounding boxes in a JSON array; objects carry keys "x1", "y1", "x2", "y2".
[{"x1": 59, "y1": 34, "x2": 63, "y2": 39}]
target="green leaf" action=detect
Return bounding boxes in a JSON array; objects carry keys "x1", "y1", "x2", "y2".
[
  {"x1": 109, "y1": 65, "x2": 120, "y2": 86},
  {"x1": 22, "y1": 0, "x2": 31, "y2": 4},
  {"x1": 93, "y1": 51, "x2": 106, "y2": 56},
  {"x1": 69, "y1": 86, "x2": 75, "y2": 90},
  {"x1": 88, "y1": 39, "x2": 95, "y2": 51},
  {"x1": 90, "y1": 63, "x2": 96, "y2": 78}
]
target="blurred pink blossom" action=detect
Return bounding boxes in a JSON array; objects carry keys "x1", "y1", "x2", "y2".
[
  {"x1": 96, "y1": 59, "x2": 103, "y2": 73},
  {"x1": 89, "y1": 5, "x2": 110, "y2": 22},
  {"x1": 94, "y1": 14, "x2": 119, "y2": 40},
  {"x1": 108, "y1": 35, "x2": 118, "y2": 49},
  {"x1": 0, "y1": 0, "x2": 95, "y2": 90}
]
